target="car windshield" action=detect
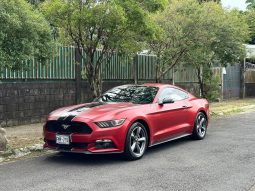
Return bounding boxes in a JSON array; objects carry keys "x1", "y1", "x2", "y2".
[{"x1": 95, "y1": 86, "x2": 158, "y2": 104}]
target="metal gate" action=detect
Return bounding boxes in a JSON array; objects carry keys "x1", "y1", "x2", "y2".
[{"x1": 223, "y1": 64, "x2": 241, "y2": 99}]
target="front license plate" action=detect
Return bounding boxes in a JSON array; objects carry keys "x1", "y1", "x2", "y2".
[{"x1": 56, "y1": 135, "x2": 70, "y2": 145}]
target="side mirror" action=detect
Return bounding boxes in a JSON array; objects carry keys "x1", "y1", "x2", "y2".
[{"x1": 158, "y1": 98, "x2": 175, "y2": 105}]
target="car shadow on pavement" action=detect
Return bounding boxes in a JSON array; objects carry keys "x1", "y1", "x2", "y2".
[
  {"x1": 43, "y1": 135, "x2": 204, "y2": 165},
  {"x1": 44, "y1": 152, "x2": 125, "y2": 166}
]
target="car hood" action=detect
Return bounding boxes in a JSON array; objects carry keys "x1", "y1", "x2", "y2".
[{"x1": 48, "y1": 102, "x2": 140, "y2": 121}]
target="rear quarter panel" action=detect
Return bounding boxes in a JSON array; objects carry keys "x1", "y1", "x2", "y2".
[{"x1": 186, "y1": 98, "x2": 209, "y2": 133}]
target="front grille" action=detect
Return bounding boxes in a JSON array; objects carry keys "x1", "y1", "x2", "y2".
[
  {"x1": 46, "y1": 140, "x2": 88, "y2": 151},
  {"x1": 45, "y1": 120, "x2": 93, "y2": 134}
]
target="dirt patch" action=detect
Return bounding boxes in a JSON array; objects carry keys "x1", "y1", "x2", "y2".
[
  {"x1": 0, "y1": 123, "x2": 46, "y2": 163},
  {"x1": 6, "y1": 123, "x2": 43, "y2": 149}
]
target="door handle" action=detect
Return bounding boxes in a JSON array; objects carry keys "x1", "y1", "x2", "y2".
[{"x1": 182, "y1": 105, "x2": 187, "y2": 108}]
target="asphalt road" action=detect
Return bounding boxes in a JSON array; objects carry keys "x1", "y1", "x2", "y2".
[{"x1": 1, "y1": 112, "x2": 255, "y2": 191}]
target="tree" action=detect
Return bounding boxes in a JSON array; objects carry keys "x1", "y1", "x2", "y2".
[
  {"x1": 247, "y1": 0, "x2": 255, "y2": 10},
  {"x1": 41, "y1": 0, "x2": 166, "y2": 98},
  {"x1": 191, "y1": 4, "x2": 249, "y2": 98},
  {"x1": 149, "y1": 0, "x2": 211, "y2": 83},
  {"x1": 149, "y1": 0, "x2": 249, "y2": 99},
  {"x1": 245, "y1": 10, "x2": 255, "y2": 44},
  {"x1": 0, "y1": 0, "x2": 54, "y2": 71}
]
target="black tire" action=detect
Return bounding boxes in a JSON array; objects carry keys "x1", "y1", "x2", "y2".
[
  {"x1": 192, "y1": 112, "x2": 208, "y2": 140},
  {"x1": 123, "y1": 122, "x2": 148, "y2": 160}
]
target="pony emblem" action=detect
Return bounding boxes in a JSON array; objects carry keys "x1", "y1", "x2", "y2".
[{"x1": 62, "y1": 124, "x2": 71, "y2": 129}]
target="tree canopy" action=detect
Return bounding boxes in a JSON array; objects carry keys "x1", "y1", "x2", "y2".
[
  {"x1": 41, "y1": 0, "x2": 167, "y2": 97},
  {"x1": 245, "y1": 8, "x2": 255, "y2": 44},
  {"x1": 149, "y1": 0, "x2": 249, "y2": 98},
  {"x1": 0, "y1": 0, "x2": 54, "y2": 70},
  {"x1": 247, "y1": 0, "x2": 255, "y2": 10}
]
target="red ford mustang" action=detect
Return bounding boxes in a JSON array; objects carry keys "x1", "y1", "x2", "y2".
[{"x1": 43, "y1": 83, "x2": 209, "y2": 160}]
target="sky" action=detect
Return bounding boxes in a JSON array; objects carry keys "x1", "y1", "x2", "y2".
[{"x1": 221, "y1": 0, "x2": 247, "y2": 11}]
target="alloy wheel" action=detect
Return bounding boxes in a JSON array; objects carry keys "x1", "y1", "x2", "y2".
[
  {"x1": 196, "y1": 114, "x2": 207, "y2": 138},
  {"x1": 129, "y1": 126, "x2": 147, "y2": 158}
]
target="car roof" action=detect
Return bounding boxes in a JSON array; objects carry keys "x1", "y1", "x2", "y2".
[
  {"x1": 143, "y1": 83, "x2": 191, "y2": 93},
  {"x1": 142, "y1": 83, "x2": 174, "y2": 88},
  {"x1": 115, "y1": 83, "x2": 177, "y2": 88},
  {"x1": 115, "y1": 83, "x2": 172, "y2": 88}
]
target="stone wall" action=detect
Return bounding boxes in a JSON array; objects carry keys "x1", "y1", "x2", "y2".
[
  {"x1": 0, "y1": 80, "x2": 198, "y2": 127},
  {"x1": 0, "y1": 81, "x2": 76, "y2": 127}
]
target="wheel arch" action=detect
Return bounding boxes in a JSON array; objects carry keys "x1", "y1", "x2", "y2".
[{"x1": 198, "y1": 110, "x2": 208, "y2": 121}]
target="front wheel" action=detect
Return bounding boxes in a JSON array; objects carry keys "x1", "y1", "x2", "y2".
[
  {"x1": 192, "y1": 112, "x2": 208, "y2": 140},
  {"x1": 123, "y1": 122, "x2": 148, "y2": 160}
]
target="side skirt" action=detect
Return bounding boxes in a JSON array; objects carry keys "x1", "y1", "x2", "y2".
[{"x1": 149, "y1": 133, "x2": 191, "y2": 147}]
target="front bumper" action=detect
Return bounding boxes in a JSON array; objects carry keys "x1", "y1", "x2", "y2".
[{"x1": 43, "y1": 117, "x2": 129, "y2": 154}]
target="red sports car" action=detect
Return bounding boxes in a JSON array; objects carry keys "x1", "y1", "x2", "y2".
[{"x1": 43, "y1": 84, "x2": 209, "y2": 160}]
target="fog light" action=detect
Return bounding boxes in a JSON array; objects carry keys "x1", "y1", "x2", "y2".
[
  {"x1": 96, "y1": 139, "x2": 112, "y2": 143},
  {"x1": 95, "y1": 139, "x2": 115, "y2": 149}
]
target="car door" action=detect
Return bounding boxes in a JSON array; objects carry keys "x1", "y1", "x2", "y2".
[{"x1": 150, "y1": 87, "x2": 191, "y2": 144}]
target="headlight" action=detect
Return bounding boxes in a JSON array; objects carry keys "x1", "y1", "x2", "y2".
[{"x1": 95, "y1": 119, "x2": 126, "y2": 128}]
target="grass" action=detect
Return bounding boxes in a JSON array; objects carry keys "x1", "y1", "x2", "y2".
[{"x1": 210, "y1": 98, "x2": 255, "y2": 117}]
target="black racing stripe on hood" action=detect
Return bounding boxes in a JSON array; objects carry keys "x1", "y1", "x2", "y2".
[
  {"x1": 64, "y1": 115, "x2": 76, "y2": 122},
  {"x1": 58, "y1": 116, "x2": 66, "y2": 121},
  {"x1": 57, "y1": 115, "x2": 76, "y2": 122},
  {"x1": 69, "y1": 102, "x2": 105, "y2": 112},
  {"x1": 57, "y1": 102, "x2": 105, "y2": 121}
]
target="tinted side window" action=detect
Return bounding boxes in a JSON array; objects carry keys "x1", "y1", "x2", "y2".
[{"x1": 159, "y1": 88, "x2": 189, "y2": 102}]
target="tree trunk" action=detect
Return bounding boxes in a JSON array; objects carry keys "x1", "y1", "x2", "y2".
[
  {"x1": 155, "y1": 56, "x2": 163, "y2": 83},
  {"x1": 85, "y1": 56, "x2": 102, "y2": 99},
  {"x1": 155, "y1": 59, "x2": 159, "y2": 83},
  {"x1": 92, "y1": 73, "x2": 102, "y2": 98},
  {"x1": 196, "y1": 67, "x2": 204, "y2": 97},
  {"x1": 87, "y1": 74, "x2": 102, "y2": 98},
  {"x1": 157, "y1": 74, "x2": 163, "y2": 83}
]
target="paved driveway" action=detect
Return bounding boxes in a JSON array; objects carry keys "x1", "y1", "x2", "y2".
[{"x1": 1, "y1": 112, "x2": 255, "y2": 191}]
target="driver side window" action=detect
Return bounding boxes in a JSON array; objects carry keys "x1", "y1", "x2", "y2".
[{"x1": 159, "y1": 88, "x2": 188, "y2": 102}]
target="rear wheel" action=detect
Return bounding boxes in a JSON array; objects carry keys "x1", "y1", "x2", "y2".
[
  {"x1": 192, "y1": 112, "x2": 208, "y2": 140},
  {"x1": 124, "y1": 122, "x2": 148, "y2": 160}
]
